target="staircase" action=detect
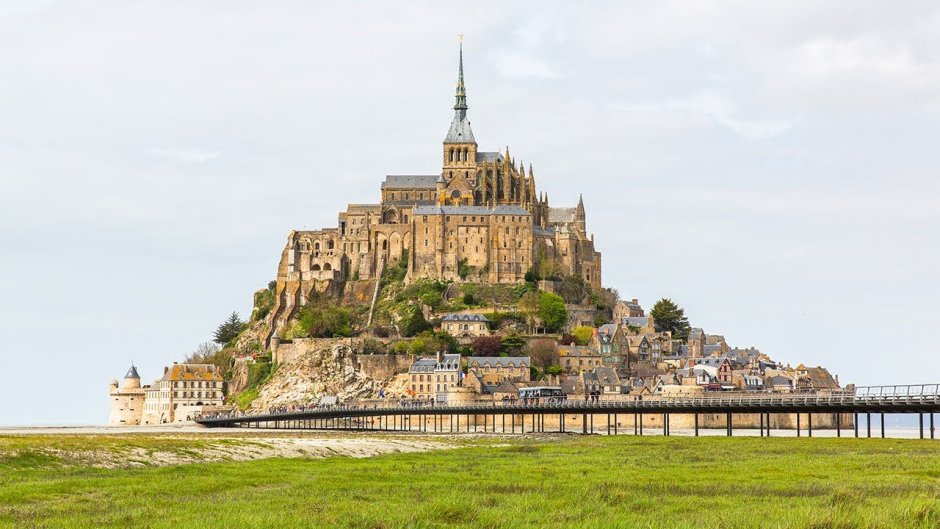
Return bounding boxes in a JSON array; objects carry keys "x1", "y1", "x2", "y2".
[{"x1": 366, "y1": 257, "x2": 385, "y2": 327}]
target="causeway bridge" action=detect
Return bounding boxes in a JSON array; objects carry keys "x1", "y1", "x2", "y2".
[{"x1": 196, "y1": 384, "x2": 940, "y2": 439}]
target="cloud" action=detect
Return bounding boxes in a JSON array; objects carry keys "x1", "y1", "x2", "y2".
[
  {"x1": 618, "y1": 92, "x2": 800, "y2": 140},
  {"x1": 147, "y1": 149, "x2": 221, "y2": 164},
  {"x1": 490, "y1": 51, "x2": 562, "y2": 79}
]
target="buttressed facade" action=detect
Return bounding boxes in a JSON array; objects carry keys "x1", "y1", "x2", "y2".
[{"x1": 270, "y1": 44, "x2": 602, "y2": 336}]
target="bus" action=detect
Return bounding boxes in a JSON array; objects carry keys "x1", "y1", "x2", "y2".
[{"x1": 519, "y1": 386, "x2": 566, "y2": 405}]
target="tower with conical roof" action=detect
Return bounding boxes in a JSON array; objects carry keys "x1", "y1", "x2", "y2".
[
  {"x1": 442, "y1": 39, "x2": 478, "y2": 191},
  {"x1": 109, "y1": 364, "x2": 145, "y2": 426}
]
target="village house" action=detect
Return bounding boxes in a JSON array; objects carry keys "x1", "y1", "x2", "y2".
[
  {"x1": 558, "y1": 344, "x2": 602, "y2": 374},
  {"x1": 440, "y1": 313, "x2": 489, "y2": 342},
  {"x1": 591, "y1": 323, "x2": 631, "y2": 371},
  {"x1": 140, "y1": 363, "x2": 225, "y2": 424},
  {"x1": 466, "y1": 356, "x2": 530, "y2": 382},
  {"x1": 694, "y1": 356, "x2": 734, "y2": 386},
  {"x1": 409, "y1": 352, "x2": 462, "y2": 401},
  {"x1": 613, "y1": 298, "x2": 644, "y2": 322}
]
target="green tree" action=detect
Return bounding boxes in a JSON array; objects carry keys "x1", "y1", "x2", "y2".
[
  {"x1": 650, "y1": 298, "x2": 691, "y2": 340},
  {"x1": 518, "y1": 290, "x2": 541, "y2": 332},
  {"x1": 393, "y1": 341, "x2": 410, "y2": 354},
  {"x1": 213, "y1": 312, "x2": 244, "y2": 345},
  {"x1": 538, "y1": 292, "x2": 568, "y2": 333},
  {"x1": 571, "y1": 325, "x2": 594, "y2": 346},
  {"x1": 403, "y1": 306, "x2": 432, "y2": 337}
]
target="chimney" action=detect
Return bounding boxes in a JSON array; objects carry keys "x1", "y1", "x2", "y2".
[
  {"x1": 632, "y1": 298, "x2": 638, "y2": 304},
  {"x1": 436, "y1": 350, "x2": 442, "y2": 363}
]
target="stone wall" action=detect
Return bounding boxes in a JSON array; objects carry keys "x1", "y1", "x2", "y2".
[
  {"x1": 356, "y1": 354, "x2": 414, "y2": 380},
  {"x1": 272, "y1": 337, "x2": 362, "y2": 365}
]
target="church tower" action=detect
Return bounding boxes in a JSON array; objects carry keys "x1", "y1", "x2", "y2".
[{"x1": 441, "y1": 40, "x2": 478, "y2": 204}]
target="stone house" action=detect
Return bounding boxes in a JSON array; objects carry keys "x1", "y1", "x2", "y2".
[
  {"x1": 694, "y1": 356, "x2": 733, "y2": 386},
  {"x1": 557, "y1": 344, "x2": 602, "y2": 374},
  {"x1": 591, "y1": 323, "x2": 631, "y2": 371},
  {"x1": 141, "y1": 363, "x2": 225, "y2": 424},
  {"x1": 409, "y1": 352, "x2": 462, "y2": 401},
  {"x1": 466, "y1": 356, "x2": 530, "y2": 382},
  {"x1": 613, "y1": 298, "x2": 644, "y2": 321},
  {"x1": 440, "y1": 313, "x2": 490, "y2": 342}
]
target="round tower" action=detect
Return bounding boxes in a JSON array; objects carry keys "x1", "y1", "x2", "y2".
[{"x1": 121, "y1": 365, "x2": 141, "y2": 389}]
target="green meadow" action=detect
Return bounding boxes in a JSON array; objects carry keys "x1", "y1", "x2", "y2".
[{"x1": 2, "y1": 433, "x2": 939, "y2": 528}]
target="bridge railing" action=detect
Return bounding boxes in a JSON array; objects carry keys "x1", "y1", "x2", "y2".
[{"x1": 197, "y1": 384, "x2": 940, "y2": 422}]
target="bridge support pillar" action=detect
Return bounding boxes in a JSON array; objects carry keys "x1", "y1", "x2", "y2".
[
  {"x1": 662, "y1": 414, "x2": 667, "y2": 436},
  {"x1": 920, "y1": 413, "x2": 925, "y2": 440},
  {"x1": 760, "y1": 413, "x2": 764, "y2": 437},
  {"x1": 726, "y1": 413, "x2": 732, "y2": 437},
  {"x1": 614, "y1": 414, "x2": 618, "y2": 435},
  {"x1": 836, "y1": 413, "x2": 841, "y2": 437},
  {"x1": 931, "y1": 413, "x2": 935, "y2": 440},
  {"x1": 639, "y1": 414, "x2": 643, "y2": 436},
  {"x1": 797, "y1": 413, "x2": 801, "y2": 437},
  {"x1": 867, "y1": 413, "x2": 871, "y2": 438},
  {"x1": 854, "y1": 413, "x2": 858, "y2": 438},
  {"x1": 582, "y1": 414, "x2": 587, "y2": 434},
  {"x1": 694, "y1": 414, "x2": 699, "y2": 437},
  {"x1": 808, "y1": 413, "x2": 812, "y2": 437}
]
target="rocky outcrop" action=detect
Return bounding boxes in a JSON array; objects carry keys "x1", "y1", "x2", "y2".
[{"x1": 250, "y1": 341, "x2": 391, "y2": 411}]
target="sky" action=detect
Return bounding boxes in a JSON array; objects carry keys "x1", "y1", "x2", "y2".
[{"x1": 1, "y1": 1, "x2": 939, "y2": 426}]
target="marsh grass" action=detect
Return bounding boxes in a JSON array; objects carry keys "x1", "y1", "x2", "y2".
[{"x1": 1, "y1": 435, "x2": 939, "y2": 528}]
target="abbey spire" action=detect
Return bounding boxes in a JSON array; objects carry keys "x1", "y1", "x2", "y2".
[{"x1": 444, "y1": 40, "x2": 475, "y2": 144}]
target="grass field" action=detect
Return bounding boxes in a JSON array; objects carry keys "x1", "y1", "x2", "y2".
[{"x1": 2, "y1": 433, "x2": 940, "y2": 528}]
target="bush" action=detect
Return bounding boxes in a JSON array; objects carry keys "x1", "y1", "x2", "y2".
[
  {"x1": 545, "y1": 365, "x2": 563, "y2": 376},
  {"x1": 409, "y1": 338, "x2": 427, "y2": 355},
  {"x1": 572, "y1": 325, "x2": 594, "y2": 346},
  {"x1": 360, "y1": 338, "x2": 386, "y2": 355},
  {"x1": 538, "y1": 292, "x2": 568, "y2": 333},
  {"x1": 252, "y1": 283, "x2": 276, "y2": 322},
  {"x1": 393, "y1": 341, "x2": 410, "y2": 354},
  {"x1": 462, "y1": 292, "x2": 477, "y2": 306},
  {"x1": 500, "y1": 333, "x2": 527, "y2": 355},
  {"x1": 470, "y1": 336, "x2": 503, "y2": 356},
  {"x1": 380, "y1": 250, "x2": 409, "y2": 287},
  {"x1": 298, "y1": 303, "x2": 352, "y2": 338},
  {"x1": 457, "y1": 258, "x2": 473, "y2": 280}
]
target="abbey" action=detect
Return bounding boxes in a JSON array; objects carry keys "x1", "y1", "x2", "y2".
[{"x1": 271, "y1": 44, "x2": 602, "y2": 337}]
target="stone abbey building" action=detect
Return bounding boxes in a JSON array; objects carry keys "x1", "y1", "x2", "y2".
[{"x1": 270, "y1": 44, "x2": 602, "y2": 339}]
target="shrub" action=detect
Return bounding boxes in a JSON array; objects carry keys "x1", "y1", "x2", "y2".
[
  {"x1": 409, "y1": 338, "x2": 427, "y2": 355},
  {"x1": 470, "y1": 336, "x2": 503, "y2": 356},
  {"x1": 393, "y1": 341, "x2": 410, "y2": 354},
  {"x1": 380, "y1": 250, "x2": 408, "y2": 287},
  {"x1": 572, "y1": 325, "x2": 594, "y2": 346},
  {"x1": 360, "y1": 338, "x2": 386, "y2": 355},
  {"x1": 545, "y1": 365, "x2": 563, "y2": 376},
  {"x1": 500, "y1": 333, "x2": 527, "y2": 355},
  {"x1": 298, "y1": 303, "x2": 352, "y2": 338}
]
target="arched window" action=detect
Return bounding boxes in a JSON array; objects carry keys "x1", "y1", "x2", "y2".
[
  {"x1": 327, "y1": 239, "x2": 334, "y2": 250},
  {"x1": 323, "y1": 263, "x2": 332, "y2": 271},
  {"x1": 311, "y1": 264, "x2": 321, "y2": 271}
]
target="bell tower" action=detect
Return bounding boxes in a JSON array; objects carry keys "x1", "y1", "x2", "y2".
[{"x1": 442, "y1": 38, "x2": 477, "y2": 198}]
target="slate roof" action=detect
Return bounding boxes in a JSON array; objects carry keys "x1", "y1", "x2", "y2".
[
  {"x1": 467, "y1": 356, "x2": 530, "y2": 368},
  {"x1": 409, "y1": 357, "x2": 437, "y2": 373},
  {"x1": 622, "y1": 316, "x2": 651, "y2": 328},
  {"x1": 475, "y1": 151, "x2": 503, "y2": 163},
  {"x1": 695, "y1": 356, "x2": 730, "y2": 368},
  {"x1": 547, "y1": 207, "x2": 576, "y2": 223},
  {"x1": 125, "y1": 365, "x2": 140, "y2": 379},
  {"x1": 594, "y1": 366, "x2": 620, "y2": 387},
  {"x1": 437, "y1": 353, "x2": 462, "y2": 371},
  {"x1": 442, "y1": 313, "x2": 489, "y2": 322},
  {"x1": 381, "y1": 175, "x2": 439, "y2": 189},
  {"x1": 533, "y1": 225, "x2": 555, "y2": 237},
  {"x1": 444, "y1": 114, "x2": 475, "y2": 143}
]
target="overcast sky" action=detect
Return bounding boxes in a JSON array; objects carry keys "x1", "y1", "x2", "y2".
[{"x1": 1, "y1": 1, "x2": 938, "y2": 425}]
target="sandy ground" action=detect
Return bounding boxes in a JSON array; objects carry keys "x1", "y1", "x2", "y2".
[{"x1": 0, "y1": 425, "x2": 460, "y2": 468}]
